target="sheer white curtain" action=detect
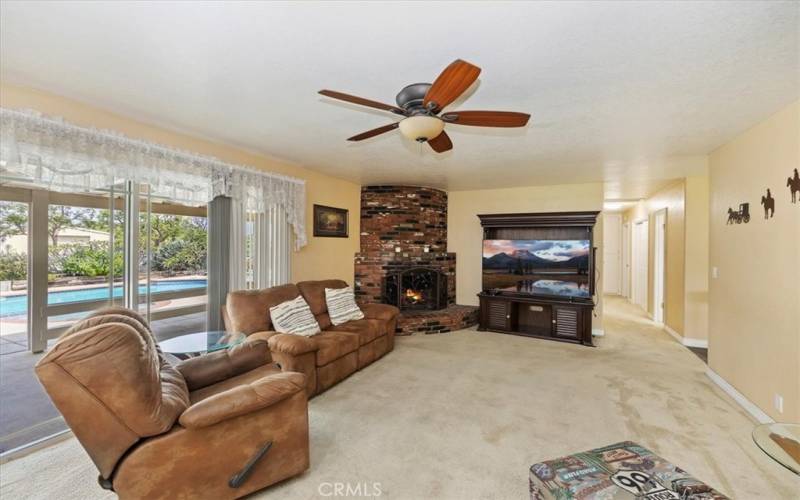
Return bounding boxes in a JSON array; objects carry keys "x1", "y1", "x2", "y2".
[
  {"x1": 0, "y1": 108, "x2": 307, "y2": 248},
  {"x1": 229, "y1": 202, "x2": 291, "y2": 291}
]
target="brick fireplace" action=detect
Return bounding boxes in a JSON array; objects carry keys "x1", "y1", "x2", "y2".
[{"x1": 354, "y1": 185, "x2": 478, "y2": 335}]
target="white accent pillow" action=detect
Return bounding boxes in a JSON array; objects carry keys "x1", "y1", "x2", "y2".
[
  {"x1": 269, "y1": 295, "x2": 320, "y2": 337},
  {"x1": 325, "y1": 286, "x2": 365, "y2": 326}
]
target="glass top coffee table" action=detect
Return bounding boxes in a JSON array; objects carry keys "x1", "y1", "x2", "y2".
[
  {"x1": 159, "y1": 330, "x2": 246, "y2": 357},
  {"x1": 752, "y1": 423, "x2": 800, "y2": 475}
]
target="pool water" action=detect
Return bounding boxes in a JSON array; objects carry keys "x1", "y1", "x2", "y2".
[{"x1": 0, "y1": 279, "x2": 207, "y2": 317}]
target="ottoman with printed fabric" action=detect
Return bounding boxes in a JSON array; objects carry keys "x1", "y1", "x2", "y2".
[{"x1": 529, "y1": 441, "x2": 729, "y2": 499}]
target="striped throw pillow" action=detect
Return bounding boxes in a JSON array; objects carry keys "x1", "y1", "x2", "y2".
[
  {"x1": 325, "y1": 286, "x2": 364, "y2": 326},
  {"x1": 269, "y1": 295, "x2": 321, "y2": 337}
]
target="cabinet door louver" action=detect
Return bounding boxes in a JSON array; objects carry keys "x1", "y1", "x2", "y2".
[
  {"x1": 487, "y1": 300, "x2": 508, "y2": 330},
  {"x1": 555, "y1": 308, "x2": 579, "y2": 338}
]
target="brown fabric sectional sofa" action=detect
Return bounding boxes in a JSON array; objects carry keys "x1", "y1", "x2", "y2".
[{"x1": 225, "y1": 279, "x2": 399, "y2": 397}]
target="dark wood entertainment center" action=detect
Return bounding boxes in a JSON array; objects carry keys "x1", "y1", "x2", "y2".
[{"x1": 477, "y1": 211, "x2": 599, "y2": 346}]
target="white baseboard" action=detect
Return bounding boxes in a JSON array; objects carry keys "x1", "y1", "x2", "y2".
[
  {"x1": 682, "y1": 337, "x2": 708, "y2": 348},
  {"x1": 592, "y1": 328, "x2": 605, "y2": 337},
  {"x1": 664, "y1": 325, "x2": 682, "y2": 342},
  {"x1": 705, "y1": 368, "x2": 774, "y2": 424},
  {"x1": 663, "y1": 325, "x2": 708, "y2": 348}
]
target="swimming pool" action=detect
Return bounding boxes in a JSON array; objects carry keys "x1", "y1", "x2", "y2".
[{"x1": 0, "y1": 279, "x2": 207, "y2": 317}]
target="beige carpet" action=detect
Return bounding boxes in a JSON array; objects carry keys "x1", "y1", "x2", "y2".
[{"x1": 2, "y1": 297, "x2": 798, "y2": 499}]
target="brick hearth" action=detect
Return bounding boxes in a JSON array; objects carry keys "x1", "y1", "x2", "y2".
[
  {"x1": 354, "y1": 185, "x2": 478, "y2": 335},
  {"x1": 396, "y1": 305, "x2": 480, "y2": 335}
]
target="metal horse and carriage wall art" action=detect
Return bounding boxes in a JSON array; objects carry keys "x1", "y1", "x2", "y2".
[{"x1": 726, "y1": 168, "x2": 798, "y2": 225}]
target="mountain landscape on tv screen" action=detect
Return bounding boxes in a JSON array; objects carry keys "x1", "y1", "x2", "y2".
[{"x1": 482, "y1": 241, "x2": 590, "y2": 271}]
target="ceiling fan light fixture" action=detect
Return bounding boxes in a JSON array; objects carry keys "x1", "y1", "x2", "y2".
[{"x1": 398, "y1": 116, "x2": 445, "y2": 142}]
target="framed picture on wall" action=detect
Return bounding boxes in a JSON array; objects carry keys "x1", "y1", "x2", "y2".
[{"x1": 313, "y1": 204, "x2": 349, "y2": 237}]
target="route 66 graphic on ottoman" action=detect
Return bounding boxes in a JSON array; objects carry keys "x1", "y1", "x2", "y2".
[{"x1": 529, "y1": 441, "x2": 729, "y2": 499}]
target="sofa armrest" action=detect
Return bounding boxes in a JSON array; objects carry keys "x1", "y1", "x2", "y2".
[
  {"x1": 360, "y1": 303, "x2": 400, "y2": 321},
  {"x1": 268, "y1": 333, "x2": 318, "y2": 356},
  {"x1": 179, "y1": 372, "x2": 306, "y2": 429},
  {"x1": 248, "y1": 330, "x2": 280, "y2": 343},
  {"x1": 176, "y1": 339, "x2": 271, "y2": 391}
]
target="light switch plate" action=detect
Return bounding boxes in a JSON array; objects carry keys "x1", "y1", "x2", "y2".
[
  {"x1": 774, "y1": 394, "x2": 784, "y2": 414},
  {"x1": 711, "y1": 267, "x2": 719, "y2": 279}
]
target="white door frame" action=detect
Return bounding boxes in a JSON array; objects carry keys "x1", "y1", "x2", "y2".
[
  {"x1": 621, "y1": 221, "x2": 631, "y2": 299},
  {"x1": 632, "y1": 219, "x2": 649, "y2": 311},
  {"x1": 652, "y1": 209, "x2": 667, "y2": 325}
]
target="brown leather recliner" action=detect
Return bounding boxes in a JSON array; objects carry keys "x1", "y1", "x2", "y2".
[
  {"x1": 225, "y1": 280, "x2": 399, "y2": 397},
  {"x1": 35, "y1": 307, "x2": 310, "y2": 499}
]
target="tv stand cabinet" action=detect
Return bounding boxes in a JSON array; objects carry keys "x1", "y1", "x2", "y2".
[
  {"x1": 477, "y1": 211, "x2": 599, "y2": 347},
  {"x1": 478, "y1": 293, "x2": 595, "y2": 346}
]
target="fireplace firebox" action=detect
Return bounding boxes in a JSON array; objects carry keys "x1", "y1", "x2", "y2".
[{"x1": 384, "y1": 267, "x2": 447, "y2": 311}]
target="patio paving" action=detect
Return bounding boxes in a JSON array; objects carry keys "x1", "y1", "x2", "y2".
[{"x1": 0, "y1": 311, "x2": 207, "y2": 453}]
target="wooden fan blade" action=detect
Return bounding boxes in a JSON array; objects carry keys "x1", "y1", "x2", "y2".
[
  {"x1": 347, "y1": 122, "x2": 399, "y2": 141},
  {"x1": 319, "y1": 90, "x2": 406, "y2": 115},
  {"x1": 441, "y1": 111, "x2": 530, "y2": 127},
  {"x1": 428, "y1": 131, "x2": 453, "y2": 153},
  {"x1": 423, "y1": 59, "x2": 481, "y2": 112}
]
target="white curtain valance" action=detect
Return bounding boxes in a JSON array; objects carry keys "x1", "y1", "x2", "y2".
[{"x1": 0, "y1": 108, "x2": 307, "y2": 248}]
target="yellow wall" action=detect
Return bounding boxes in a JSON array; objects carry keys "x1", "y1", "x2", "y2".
[
  {"x1": 684, "y1": 175, "x2": 710, "y2": 341},
  {"x1": 708, "y1": 100, "x2": 800, "y2": 422},
  {"x1": 623, "y1": 180, "x2": 687, "y2": 336},
  {"x1": 0, "y1": 84, "x2": 361, "y2": 284},
  {"x1": 447, "y1": 182, "x2": 605, "y2": 329}
]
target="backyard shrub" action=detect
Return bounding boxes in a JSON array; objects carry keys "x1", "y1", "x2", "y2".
[
  {"x1": 0, "y1": 251, "x2": 27, "y2": 281},
  {"x1": 153, "y1": 239, "x2": 206, "y2": 272},
  {"x1": 51, "y1": 242, "x2": 123, "y2": 278}
]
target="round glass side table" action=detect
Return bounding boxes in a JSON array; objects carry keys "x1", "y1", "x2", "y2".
[
  {"x1": 159, "y1": 330, "x2": 246, "y2": 359},
  {"x1": 752, "y1": 423, "x2": 800, "y2": 475}
]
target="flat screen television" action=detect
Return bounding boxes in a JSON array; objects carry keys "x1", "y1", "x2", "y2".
[{"x1": 482, "y1": 239, "x2": 591, "y2": 298}]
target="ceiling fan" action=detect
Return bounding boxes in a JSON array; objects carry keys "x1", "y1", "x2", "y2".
[{"x1": 318, "y1": 59, "x2": 530, "y2": 153}]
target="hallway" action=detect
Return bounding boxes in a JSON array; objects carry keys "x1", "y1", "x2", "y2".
[{"x1": 603, "y1": 294, "x2": 708, "y2": 363}]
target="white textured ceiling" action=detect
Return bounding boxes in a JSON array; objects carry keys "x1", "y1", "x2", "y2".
[{"x1": 1, "y1": 1, "x2": 798, "y2": 197}]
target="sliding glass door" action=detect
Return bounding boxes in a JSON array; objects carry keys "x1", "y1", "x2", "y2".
[
  {"x1": 0, "y1": 181, "x2": 209, "y2": 452},
  {"x1": 45, "y1": 187, "x2": 127, "y2": 338},
  {"x1": 2, "y1": 183, "x2": 210, "y2": 346},
  {"x1": 138, "y1": 184, "x2": 207, "y2": 340}
]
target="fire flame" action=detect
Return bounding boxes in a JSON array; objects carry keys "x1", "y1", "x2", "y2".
[{"x1": 405, "y1": 288, "x2": 423, "y2": 303}]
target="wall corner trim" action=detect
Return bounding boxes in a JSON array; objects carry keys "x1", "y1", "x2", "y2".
[
  {"x1": 705, "y1": 368, "x2": 774, "y2": 424},
  {"x1": 591, "y1": 328, "x2": 605, "y2": 337}
]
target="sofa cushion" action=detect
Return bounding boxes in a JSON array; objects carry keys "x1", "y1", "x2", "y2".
[
  {"x1": 325, "y1": 286, "x2": 365, "y2": 325},
  {"x1": 270, "y1": 296, "x2": 321, "y2": 337},
  {"x1": 297, "y1": 280, "x2": 348, "y2": 316},
  {"x1": 328, "y1": 318, "x2": 384, "y2": 345},
  {"x1": 360, "y1": 303, "x2": 400, "y2": 322},
  {"x1": 312, "y1": 331, "x2": 359, "y2": 366},
  {"x1": 226, "y1": 284, "x2": 301, "y2": 334}
]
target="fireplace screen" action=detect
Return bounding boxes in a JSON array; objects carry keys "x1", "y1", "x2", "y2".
[{"x1": 384, "y1": 267, "x2": 447, "y2": 311}]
